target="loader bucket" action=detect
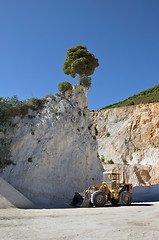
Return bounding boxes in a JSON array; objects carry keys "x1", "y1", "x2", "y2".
[
  {"x1": 70, "y1": 192, "x2": 84, "y2": 207},
  {"x1": 70, "y1": 192, "x2": 90, "y2": 207}
]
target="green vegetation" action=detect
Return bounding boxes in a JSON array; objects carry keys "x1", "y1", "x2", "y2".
[
  {"x1": 100, "y1": 155, "x2": 105, "y2": 163},
  {"x1": 123, "y1": 159, "x2": 128, "y2": 165},
  {"x1": 106, "y1": 131, "x2": 110, "y2": 137},
  {"x1": 45, "y1": 93, "x2": 54, "y2": 98},
  {"x1": 107, "y1": 159, "x2": 114, "y2": 164},
  {"x1": 63, "y1": 45, "x2": 99, "y2": 87},
  {"x1": 0, "y1": 95, "x2": 48, "y2": 168},
  {"x1": 53, "y1": 108, "x2": 58, "y2": 114},
  {"x1": 101, "y1": 84, "x2": 159, "y2": 110},
  {"x1": 58, "y1": 81, "x2": 73, "y2": 94},
  {"x1": 0, "y1": 95, "x2": 46, "y2": 132}
]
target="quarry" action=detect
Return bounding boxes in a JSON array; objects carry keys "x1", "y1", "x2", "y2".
[
  {"x1": 0, "y1": 85, "x2": 159, "y2": 207},
  {"x1": 0, "y1": 85, "x2": 158, "y2": 239}
]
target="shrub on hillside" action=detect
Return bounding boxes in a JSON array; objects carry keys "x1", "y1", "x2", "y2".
[
  {"x1": 101, "y1": 84, "x2": 159, "y2": 110},
  {"x1": 123, "y1": 159, "x2": 128, "y2": 165},
  {"x1": 106, "y1": 131, "x2": 110, "y2": 137},
  {"x1": 0, "y1": 96, "x2": 46, "y2": 132},
  {"x1": 100, "y1": 155, "x2": 105, "y2": 163},
  {"x1": 58, "y1": 82, "x2": 73, "y2": 94},
  {"x1": 107, "y1": 159, "x2": 114, "y2": 164}
]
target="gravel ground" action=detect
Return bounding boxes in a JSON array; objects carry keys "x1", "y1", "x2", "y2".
[{"x1": 0, "y1": 202, "x2": 159, "y2": 240}]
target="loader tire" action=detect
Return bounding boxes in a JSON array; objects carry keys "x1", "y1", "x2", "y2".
[
  {"x1": 119, "y1": 191, "x2": 132, "y2": 206},
  {"x1": 92, "y1": 191, "x2": 106, "y2": 207}
]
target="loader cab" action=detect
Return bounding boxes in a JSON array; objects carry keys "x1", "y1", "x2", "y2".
[{"x1": 103, "y1": 172, "x2": 120, "y2": 190}]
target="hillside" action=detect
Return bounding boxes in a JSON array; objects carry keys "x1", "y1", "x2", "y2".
[{"x1": 101, "y1": 84, "x2": 159, "y2": 110}]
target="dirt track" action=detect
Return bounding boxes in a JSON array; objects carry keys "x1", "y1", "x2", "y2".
[{"x1": 0, "y1": 202, "x2": 159, "y2": 240}]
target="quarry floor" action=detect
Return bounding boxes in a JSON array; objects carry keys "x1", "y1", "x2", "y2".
[{"x1": 0, "y1": 202, "x2": 159, "y2": 240}]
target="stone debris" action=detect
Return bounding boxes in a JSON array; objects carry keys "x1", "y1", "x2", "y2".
[{"x1": 0, "y1": 177, "x2": 34, "y2": 208}]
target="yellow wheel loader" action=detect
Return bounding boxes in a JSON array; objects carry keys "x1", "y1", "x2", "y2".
[{"x1": 70, "y1": 172, "x2": 133, "y2": 207}]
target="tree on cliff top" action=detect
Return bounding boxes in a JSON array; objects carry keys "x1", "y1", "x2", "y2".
[
  {"x1": 63, "y1": 45, "x2": 99, "y2": 87},
  {"x1": 58, "y1": 81, "x2": 72, "y2": 94}
]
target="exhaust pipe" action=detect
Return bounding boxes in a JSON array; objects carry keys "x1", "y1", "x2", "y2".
[{"x1": 123, "y1": 172, "x2": 125, "y2": 184}]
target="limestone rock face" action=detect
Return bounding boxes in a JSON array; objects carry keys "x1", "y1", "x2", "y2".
[
  {"x1": 91, "y1": 103, "x2": 159, "y2": 200},
  {"x1": 103, "y1": 163, "x2": 159, "y2": 202},
  {"x1": 103, "y1": 164, "x2": 159, "y2": 187},
  {"x1": 91, "y1": 103, "x2": 159, "y2": 166},
  {"x1": 0, "y1": 86, "x2": 103, "y2": 207}
]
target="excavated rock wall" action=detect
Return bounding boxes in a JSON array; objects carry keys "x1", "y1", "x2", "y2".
[
  {"x1": 0, "y1": 86, "x2": 103, "y2": 207},
  {"x1": 91, "y1": 103, "x2": 159, "y2": 201},
  {"x1": 91, "y1": 103, "x2": 159, "y2": 166},
  {"x1": 104, "y1": 164, "x2": 159, "y2": 201},
  {"x1": 103, "y1": 164, "x2": 159, "y2": 187}
]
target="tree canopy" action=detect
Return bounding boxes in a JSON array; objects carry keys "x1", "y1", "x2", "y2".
[{"x1": 63, "y1": 45, "x2": 99, "y2": 80}]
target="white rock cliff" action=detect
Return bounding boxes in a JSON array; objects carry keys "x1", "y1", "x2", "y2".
[{"x1": 0, "y1": 86, "x2": 103, "y2": 207}]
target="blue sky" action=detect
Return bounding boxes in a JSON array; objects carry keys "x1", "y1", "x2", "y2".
[{"x1": 0, "y1": 0, "x2": 159, "y2": 110}]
